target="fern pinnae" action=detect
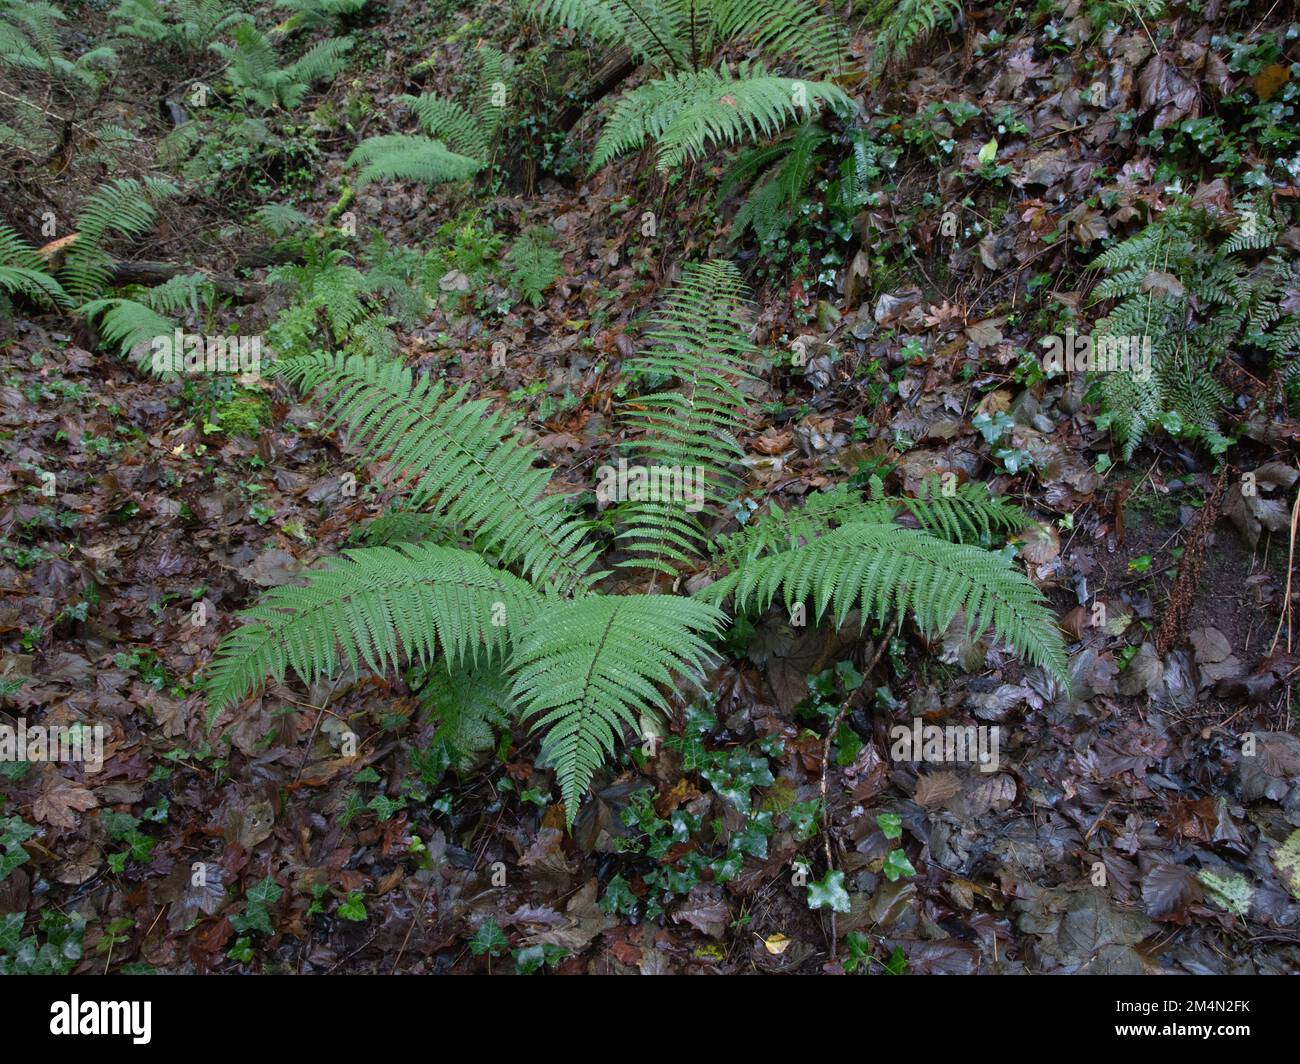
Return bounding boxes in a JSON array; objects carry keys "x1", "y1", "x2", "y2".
[
  {"x1": 615, "y1": 259, "x2": 756, "y2": 572},
  {"x1": 276, "y1": 352, "x2": 601, "y2": 593},
  {"x1": 701, "y1": 520, "x2": 1068, "y2": 685},
  {"x1": 205, "y1": 543, "x2": 545, "y2": 717},
  {"x1": 511, "y1": 594, "x2": 724, "y2": 824}
]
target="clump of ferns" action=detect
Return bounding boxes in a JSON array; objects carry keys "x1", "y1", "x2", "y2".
[{"x1": 203, "y1": 260, "x2": 1068, "y2": 827}]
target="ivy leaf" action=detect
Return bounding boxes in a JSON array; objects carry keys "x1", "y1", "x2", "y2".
[
  {"x1": 876, "y1": 812, "x2": 903, "y2": 840},
  {"x1": 469, "y1": 918, "x2": 509, "y2": 957},
  {"x1": 807, "y1": 870, "x2": 851, "y2": 913},
  {"x1": 882, "y1": 849, "x2": 916, "y2": 882}
]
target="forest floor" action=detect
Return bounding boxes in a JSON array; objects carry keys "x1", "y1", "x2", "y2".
[{"x1": 2, "y1": 0, "x2": 1300, "y2": 974}]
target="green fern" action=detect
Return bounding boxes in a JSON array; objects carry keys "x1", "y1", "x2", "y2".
[
  {"x1": 864, "y1": 0, "x2": 961, "y2": 71},
  {"x1": 699, "y1": 518, "x2": 1068, "y2": 684},
  {"x1": 205, "y1": 543, "x2": 545, "y2": 717},
  {"x1": 79, "y1": 297, "x2": 178, "y2": 358},
  {"x1": 109, "y1": 0, "x2": 247, "y2": 51},
  {"x1": 511, "y1": 594, "x2": 723, "y2": 817},
  {"x1": 0, "y1": 223, "x2": 70, "y2": 311},
  {"x1": 613, "y1": 260, "x2": 755, "y2": 573},
  {"x1": 210, "y1": 22, "x2": 352, "y2": 110},
  {"x1": 537, "y1": 0, "x2": 844, "y2": 76},
  {"x1": 348, "y1": 44, "x2": 506, "y2": 186},
  {"x1": 346, "y1": 133, "x2": 483, "y2": 187},
  {"x1": 415, "y1": 655, "x2": 515, "y2": 769},
  {"x1": 538, "y1": 0, "x2": 852, "y2": 171},
  {"x1": 59, "y1": 177, "x2": 178, "y2": 303},
  {"x1": 593, "y1": 62, "x2": 851, "y2": 171},
  {"x1": 0, "y1": 0, "x2": 115, "y2": 86},
  {"x1": 273, "y1": 351, "x2": 602, "y2": 592},
  {"x1": 273, "y1": 0, "x2": 369, "y2": 33},
  {"x1": 505, "y1": 227, "x2": 562, "y2": 307},
  {"x1": 1089, "y1": 197, "x2": 1297, "y2": 459}
]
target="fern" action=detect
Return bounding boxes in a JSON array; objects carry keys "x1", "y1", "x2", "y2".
[
  {"x1": 511, "y1": 594, "x2": 723, "y2": 817},
  {"x1": 273, "y1": 0, "x2": 369, "y2": 33},
  {"x1": 1089, "y1": 198, "x2": 1297, "y2": 459},
  {"x1": 0, "y1": 0, "x2": 115, "y2": 86},
  {"x1": 109, "y1": 0, "x2": 247, "y2": 51},
  {"x1": 415, "y1": 655, "x2": 515, "y2": 769},
  {"x1": 79, "y1": 297, "x2": 177, "y2": 358},
  {"x1": 205, "y1": 543, "x2": 545, "y2": 716},
  {"x1": 346, "y1": 133, "x2": 483, "y2": 187},
  {"x1": 210, "y1": 22, "x2": 352, "y2": 109},
  {"x1": 537, "y1": 0, "x2": 843, "y2": 75},
  {"x1": 538, "y1": 0, "x2": 852, "y2": 171},
  {"x1": 505, "y1": 227, "x2": 562, "y2": 307},
  {"x1": 273, "y1": 352, "x2": 602, "y2": 592},
  {"x1": 348, "y1": 44, "x2": 507, "y2": 186},
  {"x1": 864, "y1": 0, "x2": 961, "y2": 71},
  {"x1": 0, "y1": 223, "x2": 70, "y2": 310},
  {"x1": 593, "y1": 62, "x2": 851, "y2": 171},
  {"x1": 59, "y1": 176, "x2": 178, "y2": 303},
  {"x1": 614, "y1": 260, "x2": 755, "y2": 572},
  {"x1": 699, "y1": 519, "x2": 1068, "y2": 683}
]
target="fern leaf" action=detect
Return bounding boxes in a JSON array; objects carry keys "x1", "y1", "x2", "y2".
[
  {"x1": 275, "y1": 352, "x2": 601, "y2": 592},
  {"x1": 205, "y1": 543, "x2": 544, "y2": 716},
  {"x1": 511, "y1": 594, "x2": 723, "y2": 824},
  {"x1": 616, "y1": 259, "x2": 756, "y2": 572},
  {"x1": 700, "y1": 520, "x2": 1069, "y2": 684},
  {"x1": 347, "y1": 133, "x2": 483, "y2": 187}
]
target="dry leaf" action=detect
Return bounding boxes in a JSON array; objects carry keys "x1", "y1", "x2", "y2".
[{"x1": 33, "y1": 775, "x2": 98, "y2": 829}]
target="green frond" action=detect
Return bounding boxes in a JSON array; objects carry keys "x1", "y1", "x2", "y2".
[
  {"x1": 0, "y1": 223, "x2": 70, "y2": 309},
  {"x1": 347, "y1": 133, "x2": 484, "y2": 187},
  {"x1": 710, "y1": 0, "x2": 845, "y2": 76},
  {"x1": 274, "y1": 351, "x2": 602, "y2": 592},
  {"x1": 273, "y1": 0, "x2": 368, "y2": 33},
  {"x1": 250, "y1": 202, "x2": 312, "y2": 239},
  {"x1": 594, "y1": 63, "x2": 852, "y2": 171},
  {"x1": 892, "y1": 475, "x2": 1027, "y2": 545},
  {"x1": 59, "y1": 176, "x2": 177, "y2": 303},
  {"x1": 415, "y1": 654, "x2": 514, "y2": 769},
  {"x1": 403, "y1": 93, "x2": 490, "y2": 159},
  {"x1": 511, "y1": 594, "x2": 723, "y2": 824},
  {"x1": 505, "y1": 227, "x2": 562, "y2": 307},
  {"x1": 700, "y1": 519, "x2": 1068, "y2": 685},
  {"x1": 535, "y1": 0, "x2": 687, "y2": 69},
  {"x1": 205, "y1": 543, "x2": 544, "y2": 717},
  {"x1": 866, "y1": 0, "x2": 961, "y2": 70},
  {"x1": 79, "y1": 297, "x2": 176, "y2": 360},
  {"x1": 355, "y1": 509, "x2": 461, "y2": 547},
  {"x1": 615, "y1": 260, "x2": 756, "y2": 572}
]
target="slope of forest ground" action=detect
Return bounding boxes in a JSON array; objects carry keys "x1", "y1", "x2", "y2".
[{"x1": 2, "y1": 0, "x2": 1300, "y2": 974}]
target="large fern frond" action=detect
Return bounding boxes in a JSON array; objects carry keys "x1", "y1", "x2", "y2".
[
  {"x1": 700, "y1": 520, "x2": 1068, "y2": 683},
  {"x1": 0, "y1": 223, "x2": 70, "y2": 309},
  {"x1": 275, "y1": 352, "x2": 601, "y2": 592},
  {"x1": 593, "y1": 63, "x2": 851, "y2": 171},
  {"x1": 347, "y1": 133, "x2": 483, "y2": 187},
  {"x1": 205, "y1": 543, "x2": 544, "y2": 716},
  {"x1": 535, "y1": 0, "x2": 687, "y2": 69},
  {"x1": 511, "y1": 594, "x2": 723, "y2": 824},
  {"x1": 615, "y1": 259, "x2": 756, "y2": 572},
  {"x1": 59, "y1": 176, "x2": 177, "y2": 303}
]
